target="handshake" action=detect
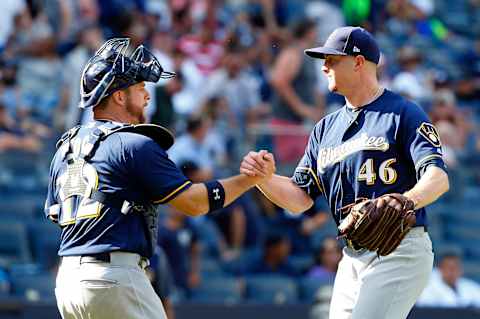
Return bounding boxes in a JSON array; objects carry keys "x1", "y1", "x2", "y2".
[{"x1": 240, "y1": 150, "x2": 276, "y2": 184}]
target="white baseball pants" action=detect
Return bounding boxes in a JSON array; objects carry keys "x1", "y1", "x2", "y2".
[
  {"x1": 329, "y1": 227, "x2": 434, "y2": 319},
  {"x1": 55, "y1": 252, "x2": 168, "y2": 319}
]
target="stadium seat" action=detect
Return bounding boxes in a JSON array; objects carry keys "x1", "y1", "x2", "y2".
[
  {"x1": 289, "y1": 255, "x2": 314, "y2": 275},
  {"x1": 432, "y1": 242, "x2": 464, "y2": 260},
  {"x1": 0, "y1": 222, "x2": 32, "y2": 267},
  {"x1": 26, "y1": 221, "x2": 61, "y2": 270},
  {"x1": 245, "y1": 275, "x2": 298, "y2": 304},
  {"x1": 298, "y1": 277, "x2": 334, "y2": 303},
  {"x1": 189, "y1": 276, "x2": 243, "y2": 304},
  {"x1": 0, "y1": 194, "x2": 45, "y2": 221},
  {"x1": 310, "y1": 219, "x2": 338, "y2": 250},
  {"x1": 462, "y1": 261, "x2": 480, "y2": 284},
  {"x1": 193, "y1": 219, "x2": 223, "y2": 257},
  {"x1": 221, "y1": 247, "x2": 261, "y2": 276},
  {"x1": 200, "y1": 257, "x2": 227, "y2": 278},
  {"x1": 445, "y1": 224, "x2": 480, "y2": 245},
  {"x1": 10, "y1": 271, "x2": 55, "y2": 301}
]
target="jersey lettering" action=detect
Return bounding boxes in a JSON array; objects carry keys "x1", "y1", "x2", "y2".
[{"x1": 317, "y1": 133, "x2": 389, "y2": 173}]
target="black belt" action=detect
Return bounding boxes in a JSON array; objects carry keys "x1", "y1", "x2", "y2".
[{"x1": 80, "y1": 252, "x2": 111, "y2": 264}]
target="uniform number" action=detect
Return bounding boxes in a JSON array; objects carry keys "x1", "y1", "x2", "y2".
[
  {"x1": 358, "y1": 158, "x2": 397, "y2": 185},
  {"x1": 57, "y1": 160, "x2": 102, "y2": 226}
]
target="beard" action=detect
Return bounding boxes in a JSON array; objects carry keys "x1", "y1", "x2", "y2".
[{"x1": 126, "y1": 99, "x2": 146, "y2": 124}]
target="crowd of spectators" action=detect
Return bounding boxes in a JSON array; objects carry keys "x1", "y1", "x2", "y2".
[{"x1": 1, "y1": 0, "x2": 480, "y2": 310}]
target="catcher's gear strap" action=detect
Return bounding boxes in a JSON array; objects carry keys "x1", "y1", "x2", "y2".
[
  {"x1": 106, "y1": 123, "x2": 175, "y2": 151},
  {"x1": 57, "y1": 122, "x2": 175, "y2": 153},
  {"x1": 55, "y1": 121, "x2": 175, "y2": 213},
  {"x1": 204, "y1": 180, "x2": 225, "y2": 213}
]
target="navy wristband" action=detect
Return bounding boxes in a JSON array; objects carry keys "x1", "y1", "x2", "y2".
[{"x1": 205, "y1": 180, "x2": 225, "y2": 212}]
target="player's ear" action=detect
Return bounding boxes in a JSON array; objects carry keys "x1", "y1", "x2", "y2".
[
  {"x1": 354, "y1": 55, "x2": 366, "y2": 71},
  {"x1": 111, "y1": 90, "x2": 127, "y2": 106}
]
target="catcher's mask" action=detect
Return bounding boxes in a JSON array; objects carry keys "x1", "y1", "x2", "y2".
[{"x1": 79, "y1": 38, "x2": 175, "y2": 109}]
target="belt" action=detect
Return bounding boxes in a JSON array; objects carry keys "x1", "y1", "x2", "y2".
[
  {"x1": 61, "y1": 252, "x2": 150, "y2": 269},
  {"x1": 345, "y1": 226, "x2": 427, "y2": 251}
]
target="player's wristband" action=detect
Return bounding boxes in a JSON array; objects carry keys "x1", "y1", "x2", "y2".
[{"x1": 204, "y1": 180, "x2": 225, "y2": 212}]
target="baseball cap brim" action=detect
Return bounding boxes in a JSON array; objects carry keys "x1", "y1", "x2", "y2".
[{"x1": 304, "y1": 47, "x2": 347, "y2": 59}]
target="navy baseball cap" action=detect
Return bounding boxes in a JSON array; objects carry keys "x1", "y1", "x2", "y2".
[{"x1": 305, "y1": 26, "x2": 380, "y2": 64}]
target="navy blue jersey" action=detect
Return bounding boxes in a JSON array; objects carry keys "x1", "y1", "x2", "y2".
[
  {"x1": 292, "y1": 89, "x2": 446, "y2": 227},
  {"x1": 44, "y1": 120, "x2": 192, "y2": 257}
]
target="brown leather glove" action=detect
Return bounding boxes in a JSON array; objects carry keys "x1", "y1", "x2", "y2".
[{"x1": 338, "y1": 193, "x2": 416, "y2": 256}]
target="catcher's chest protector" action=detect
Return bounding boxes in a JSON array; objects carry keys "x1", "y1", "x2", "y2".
[{"x1": 51, "y1": 121, "x2": 174, "y2": 256}]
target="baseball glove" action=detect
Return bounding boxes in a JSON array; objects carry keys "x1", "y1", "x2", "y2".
[{"x1": 338, "y1": 193, "x2": 416, "y2": 256}]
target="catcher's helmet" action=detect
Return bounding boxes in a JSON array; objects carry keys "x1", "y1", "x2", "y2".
[{"x1": 79, "y1": 38, "x2": 175, "y2": 109}]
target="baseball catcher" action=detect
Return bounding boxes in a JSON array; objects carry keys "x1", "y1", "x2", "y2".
[{"x1": 338, "y1": 194, "x2": 417, "y2": 256}]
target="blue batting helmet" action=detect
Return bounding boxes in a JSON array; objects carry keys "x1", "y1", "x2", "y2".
[{"x1": 79, "y1": 38, "x2": 175, "y2": 109}]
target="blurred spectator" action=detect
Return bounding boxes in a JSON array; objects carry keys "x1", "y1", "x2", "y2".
[
  {"x1": 97, "y1": 0, "x2": 144, "y2": 37},
  {"x1": 245, "y1": 0, "x2": 304, "y2": 35},
  {"x1": 429, "y1": 89, "x2": 473, "y2": 168},
  {"x1": 0, "y1": 0, "x2": 30, "y2": 51},
  {"x1": 144, "y1": 31, "x2": 177, "y2": 123},
  {"x1": 0, "y1": 103, "x2": 41, "y2": 153},
  {"x1": 170, "y1": 46, "x2": 205, "y2": 116},
  {"x1": 262, "y1": 201, "x2": 330, "y2": 255},
  {"x1": 150, "y1": 69, "x2": 184, "y2": 130},
  {"x1": 6, "y1": 0, "x2": 65, "y2": 125},
  {"x1": 456, "y1": 40, "x2": 480, "y2": 102},
  {"x1": 177, "y1": 18, "x2": 224, "y2": 76},
  {"x1": 202, "y1": 44, "x2": 270, "y2": 134},
  {"x1": 245, "y1": 233, "x2": 297, "y2": 276},
  {"x1": 417, "y1": 253, "x2": 480, "y2": 308},
  {"x1": 147, "y1": 246, "x2": 176, "y2": 319},
  {"x1": 270, "y1": 19, "x2": 323, "y2": 163},
  {"x1": 305, "y1": 0, "x2": 344, "y2": 43},
  {"x1": 157, "y1": 207, "x2": 201, "y2": 294},
  {"x1": 168, "y1": 114, "x2": 215, "y2": 178},
  {"x1": 310, "y1": 285, "x2": 334, "y2": 319},
  {"x1": 307, "y1": 238, "x2": 342, "y2": 282},
  {"x1": 0, "y1": 267, "x2": 9, "y2": 295},
  {"x1": 199, "y1": 97, "x2": 229, "y2": 171},
  {"x1": 62, "y1": 24, "x2": 104, "y2": 128},
  {"x1": 391, "y1": 46, "x2": 433, "y2": 103},
  {"x1": 0, "y1": 61, "x2": 20, "y2": 118}
]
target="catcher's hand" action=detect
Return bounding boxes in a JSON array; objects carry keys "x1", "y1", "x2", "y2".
[{"x1": 338, "y1": 193, "x2": 416, "y2": 256}]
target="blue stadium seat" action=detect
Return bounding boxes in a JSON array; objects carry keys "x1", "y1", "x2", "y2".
[
  {"x1": 0, "y1": 194, "x2": 45, "y2": 221},
  {"x1": 0, "y1": 222, "x2": 32, "y2": 267},
  {"x1": 245, "y1": 275, "x2": 298, "y2": 304},
  {"x1": 465, "y1": 245, "x2": 480, "y2": 261},
  {"x1": 200, "y1": 257, "x2": 227, "y2": 278},
  {"x1": 10, "y1": 271, "x2": 55, "y2": 301},
  {"x1": 193, "y1": 219, "x2": 223, "y2": 257},
  {"x1": 0, "y1": 152, "x2": 48, "y2": 193},
  {"x1": 189, "y1": 276, "x2": 243, "y2": 304},
  {"x1": 310, "y1": 219, "x2": 338, "y2": 251},
  {"x1": 289, "y1": 255, "x2": 314, "y2": 275},
  {"x1": 432, "y1": 242, "x2": 464, "y2": 261},
  {"x1": 462, "y1": 261, "x2": 480, "y2": 284},
  {"x1": 221, "y1": 248, "x2": 261, "y2": 276},
  {"x1": 298, "y1": 277, "x2": 334, "y2": 303},
  {"x1": 26, "y1": 221, "x2": 61, "y2": 270},
  {"x1": 445, "y1": 224, "x2": 480, "y2": 245}
]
